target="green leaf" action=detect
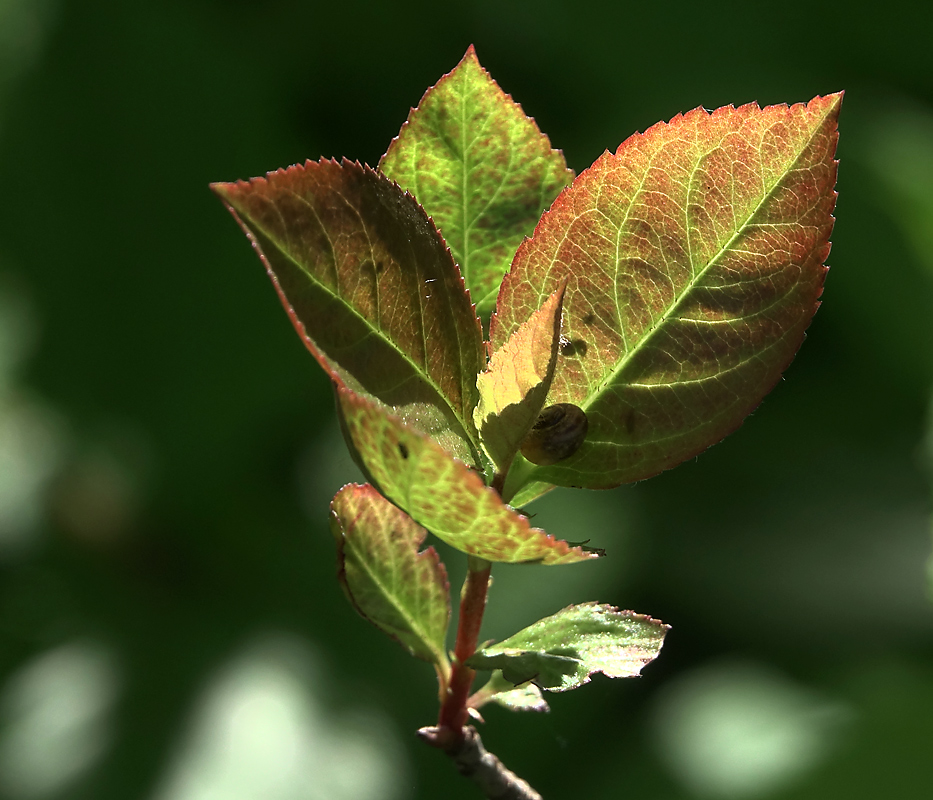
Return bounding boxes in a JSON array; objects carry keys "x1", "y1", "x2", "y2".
[
  {"x1": 466, "y1": 603, "x2": 669, "y2": 691},
  {"x1": 475, "y1": 285, "x2": 565, "y2": 472},
  {"x1": 337, "y1": 386, "x2": 599, "y2": 565},
  {"x1": 331, "y1": 483, "x2": 450, "y2": 677},
  {"x1": 380, "y1": 45, "x2": 573, "y2": 315},
  {"x1": 212, "y1": 159, "x2": 484, "y2": 465},
  {"x1": 507, "y1": 477, "x2": 556, "y2": 509},
  {"x1": 468, "y1": 670, "x2": 550, "y2": 713},
  {"x1": 493, "y1": 94, "x2": 842, "y2": 490}
]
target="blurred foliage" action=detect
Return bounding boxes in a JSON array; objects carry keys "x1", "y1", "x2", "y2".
[{"x1": 0, "y1": 1, "x2": 931, "y2": 798}]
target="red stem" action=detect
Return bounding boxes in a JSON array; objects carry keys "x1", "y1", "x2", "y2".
[{"x1": 436, "y1": 557, "x2": 491, "y2": 745}]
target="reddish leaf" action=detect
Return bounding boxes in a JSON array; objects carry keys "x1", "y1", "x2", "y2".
[
  {"x1": 331, "y1": 483, "x2": 450, "y2": 678},
  {"x1": 337, "y1": 386, "x2": 599, "y2": 565},
  {"x1": 380, "y1": 46, "x2": 573, "y2": 315},
  {"x1": 212, "y1": 159, "x2": 484, "y2": 465},
  {"x1": 493, "y1": 94, "x2": 842, "y2": 489}
]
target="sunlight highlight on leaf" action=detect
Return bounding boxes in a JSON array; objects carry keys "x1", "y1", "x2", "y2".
[
  {"x1": 380, "y1": 46, "x2": 573, "y2": 315},
  {"x1": 467, "y1": 603, "x2": 669, "y2": 691},
  {"x1": 475, "y1": 285, "x2": 565, "y2": 472},
  {"x1": 494, "y1": 94, "x2": 842, "y2": 490},
  {"x1": 337, "y1": 387, "x2": 598, "y2": 565}
]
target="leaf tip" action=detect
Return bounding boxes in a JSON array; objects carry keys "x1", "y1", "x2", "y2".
[{"x1": 208, "y1": 180, "x2": 230, "y2": 198}]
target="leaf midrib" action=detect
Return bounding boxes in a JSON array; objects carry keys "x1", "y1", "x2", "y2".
[
  {"x1": 348, "y1": 536, "x2": 447, "y2": 668},
  {"x1": 455, "y1": 65, "x2": 521, "y2": 294},
  {"x1": 249, "y1": 198, "x2": 479, "y2": 450},
  {"x1": 460, "y1": 65, "x2": 471, "y2": 286},
  {"x1": 581, "y1": 107, "x2": 833, "y2": 413}
]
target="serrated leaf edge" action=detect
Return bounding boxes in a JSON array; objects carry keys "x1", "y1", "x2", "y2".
[
  {"x1": 212, "y1": 158, "x2": 485, "y2": 453},
  {"x1": 338, "y1": 385, "x2": 601, "y2": 565},
  {"x1": 494, "y1": 93, "x2": 842, "y2": 488},
  {"x1": 380, "y1": 45, "x2": 574, "y2": 293},
  {"x1": 467, "y1": 602, "x2": 670, "y2": 691},
  {"x1": 575, "y1": 95, "x2": 841, "y2": 415},
  {"x1": 332, "y1": 483, "x2": 451, "y2": 674}
]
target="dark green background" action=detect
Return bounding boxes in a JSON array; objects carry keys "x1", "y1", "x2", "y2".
[{"x1": 1, "y1": 0, "x2": 932, "y2": 798}]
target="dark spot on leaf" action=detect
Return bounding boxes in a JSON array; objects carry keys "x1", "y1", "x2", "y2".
[
  {"x1": 398, "y1": 443, "x2": 409, "y2": 459},
  {"x1": 560, "y1": 339, "x2": 588, "y2": 358},
  {"x1": 375, "y1": 260, "x2": 385, "y2": 273},
  {"x1": 582, "y1": 313, "x2": 595, "y2": 325}
]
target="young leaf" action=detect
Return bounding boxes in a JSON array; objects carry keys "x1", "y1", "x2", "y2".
[
  {"x1": 507, "y1": 476, "x2": 556, "y2": 509},
  {"x1": 380, "y1": 45, "x2": 573, "y2": 315},
  {"x1": 337, "y1": 386, "x2": 598, "y2": 565},
  {"x1": 468, "y1": 670, "x2": 550, "y2": 713},
  {"x1": 212, "y1": 159, "x2": 484, "y2": 465},
  {"x1": 493, "y1": 94, "x2": 842, "y2": 490},
  {"x1": 474, "y1": 285, "x2": 565, "y2": 472},
  {"x1": 331, "y1": 483, "x2": 450, "y2": 678},
  {"x1": 466, "y1": 603, "x2": 669, "y2": 691}
]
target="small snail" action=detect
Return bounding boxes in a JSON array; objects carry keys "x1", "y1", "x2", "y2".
[{"x1": 520, "y1": 403, "x2": 588, "y2": 466}]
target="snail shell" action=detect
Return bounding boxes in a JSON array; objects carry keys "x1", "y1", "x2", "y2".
[{"x1": 520, "y1": 403, "x2": 588, "y2": 466}]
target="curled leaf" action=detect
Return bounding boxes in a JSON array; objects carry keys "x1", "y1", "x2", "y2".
[{"x1": 475, "y1": 285, "x2": 566, "y2": 473}]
